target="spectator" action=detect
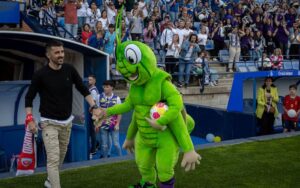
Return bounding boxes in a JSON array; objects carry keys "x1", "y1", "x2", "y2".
[
  {"x1": 86, "y1": 2, "x2": 101, "y2": 30},
  {"x1": 105, "y1": 1, "x2": 117, "y2": 25},
  {"x1": 253, "y1": 30, "x2": 265, "y2": 61},
  {"x1": 130, "y1": 9, "x2": 144, "y2": 40},
  {"x1": 262, "y1": 16, "x2": 274, "y2": 37},
  {"x1": 77, "y1": 0, "x2": 89, "y2": 30},
  {"x1": 120, "y1": 20, "x2": 131, "y2": 42},
  {"x1": 88, "y1": 75, "x2": 100, "y2": 155},
  {"x1": 256, "y1": 77, "x2": 279, "y2": 135},
  {"x1": 270, "y1": 48, "x2": 283, "y2": 70},
  {"x1": 99, "y1": 80, "x2": 122, "y2": 158},
  {"x1": 115, "y1": 0, "x2": 125, "y2": 10},
  {"x1": 274, "y1": 19, "x2": 289, "y2": 57},
  {"x1": 185, "y1": 0, "x2": 194, "y2": 17},
  {"x1": 169, "y1": 0, "x2": 180, "y2": 23},
  {"x1": 39, "y1": 1, "x2": 60, "y2": 36},
  {"x1": 178, "y1": 34, "x2": 200, "y2": 88},
  {"x1": 254, "y1": 16, "x2": 264, "y2": 32},
  {"x1": 88, "y1": 31, "x2": 104, "y2": 50},
  {"x1": 98, "y1": 9, "x2": 109, "y2": 31},
  {"x1": 211, "y1": 20, "x2": 225, "y2": 58},
  {"x1": 149, "y1": 0, "x2": 163, "y2": 13},
  {"x1": 159, "y1": 14, "x2": 171, "y2": 34},
  {"x1": 138, "y1": 0, "x2": 148, "y2": 18},
  {"x1": 149, "y1": 6, "x2": 161, "y2": 21},
  {"x1": 121, "y1": 27, "x2": 131, "y2": 42},
  {"x1": 179, "y1": 7, "x2": 191, "y2": 22},
  {"x1": 193, "y1": 51, "x2": 205, "y2": 90},
  {"x1": 174, "y1": 19, "x2": 189, "y2": 45},
  {"x1": 94, "y1": 21, "x2": 105, "y2": 35},
  {"x1": 258, "y1": 52, "x2": 272, "y2": 71},
  {"x1": 104, "y1": 24, "x2": 116, "y2": 65},
  {"x1": 282, "y1": 84, "x2": 300, "y2": 132},
  {"x1": 165, "y1": 33, "x2": 180, "y2": 75},
  {"x1": 206, "y1": 52, "x2": 219, "y2": 87},
  {"x1": 64, "y1": 0, "x2": 80, "y2": 39},
  {"x1": 143, "y1": 21, "x2": 157, "y2": 50},
  {"x1": 288, "y1": 21, "x2": 300, "y2": 59},
  {"x1": 240, "y1": 27, "x2": 252, "y2": 61},
  {"x1": 81, "y1": 23, "x2": 93, "y2": 44},
  {"x1": 264, "y1": 29, "x2": 276, "y2": 56},
  {"x1": 160, "y1": 22, "x2": 175, "y2": 65},
  {"x1": 198, "y1": 26, "x2": 208, "y2": 51},
  {"x1": 228, "y1": 26, "x2": 245, "y2": 72}
]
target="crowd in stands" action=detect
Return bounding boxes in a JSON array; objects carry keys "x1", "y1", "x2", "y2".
[{"x1": 27, "y1": 0, "x2": 300, "y2": 87}]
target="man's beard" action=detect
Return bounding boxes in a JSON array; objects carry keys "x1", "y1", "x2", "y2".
[{"x1": 53, "y1": 58, "x2": 64, "y2": 65}]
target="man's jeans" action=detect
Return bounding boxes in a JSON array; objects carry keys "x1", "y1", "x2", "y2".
[{"x1": 65, "y1": 23, "x2": 78, "y2": 39}]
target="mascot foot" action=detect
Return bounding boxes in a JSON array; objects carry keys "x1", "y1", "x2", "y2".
[
  {"x1": 159, "y1": 177, "x2": 175, "y2": 188},
  {"x1": 128, "y1": 180, "x2": 156, "y2": 188}
]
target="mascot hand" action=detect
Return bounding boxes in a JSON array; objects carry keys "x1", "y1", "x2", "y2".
[
  {"x1": 145, "y1": 117, "x2": 167, "y2": 131},
  {"x1": 122, "y1": 139, "x2": 135, "y2": 154},
  {"x1": 181, "y1": 150, "x2": 201, "y2": 172}
]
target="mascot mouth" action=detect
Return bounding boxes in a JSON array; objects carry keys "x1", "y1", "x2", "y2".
[{"x1": 128, "y1": 72, "x2": 139, "y2": 81}]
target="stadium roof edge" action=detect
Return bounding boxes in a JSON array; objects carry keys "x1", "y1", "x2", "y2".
[{"x1": 0, "y1": 31, "x2": 109, "y2": 57}]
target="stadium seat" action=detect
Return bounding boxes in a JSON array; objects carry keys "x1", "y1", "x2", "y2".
[
  {"x1": 218, "y1": 50, "x2": 229, "y2": 63},
  {"x1": 205, "y1": 40, "x2": 214, "y2": 51},
  {"x1": 245, "y1": 61, "x2": 258, "y2": 72},
  {"x1": 282, "y1": 60, "x2": 293, "y2": 70},
  {"x1": 291, "y1": 59, "x2": 299, "y2": 70},
  {"x1": 235, "y1": 62, "x2": 248, "y2": 72}
]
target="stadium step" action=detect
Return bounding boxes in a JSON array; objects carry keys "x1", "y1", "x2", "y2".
[
  {"x1": 183, "y1": 94, "x2": 229, "y2": 109},
  {"x1": 178, "y1": 85, "x2": 231, "y2": 95}
]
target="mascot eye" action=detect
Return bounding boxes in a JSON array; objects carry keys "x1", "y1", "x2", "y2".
[{"x1": 124, "y1": 44, "x2": 142, "y2": 64}]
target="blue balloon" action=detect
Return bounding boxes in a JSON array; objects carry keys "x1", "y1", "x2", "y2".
[{"x1": 206, "y1": 133, "x2": 215, "y2": 143}]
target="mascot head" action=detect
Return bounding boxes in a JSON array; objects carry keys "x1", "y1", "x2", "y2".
[{"x1": 114, "y1": 6, "x2": 157, "y2": 86}]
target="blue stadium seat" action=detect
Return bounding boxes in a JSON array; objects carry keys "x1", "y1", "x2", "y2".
[
  {"x1": 282, "y1": 60, "x2": 293, "y2": 70},
  {"x1": 218, "y1": 50, "x2": 229, "y2": 63},
  {"x1": 235, "y1": 62, "x2": 248, "y2": 72},
  {"x1": 291, "y1": 59, "x2": 299, "y2": 70},
  {"x1": 245, "y1": 61, "x2": 258, "y2": 72}
]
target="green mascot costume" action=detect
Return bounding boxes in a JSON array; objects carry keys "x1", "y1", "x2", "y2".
[{"x1": 95, "y1": 6, "x2": 201, "y2": 188}]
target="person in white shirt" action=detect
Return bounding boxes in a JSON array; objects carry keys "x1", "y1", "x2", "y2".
[
  {"x1": 86, "y1": 2, "x2": 101, "y2": 29},
  {"x1": 258, "y1": 52, "x2": 272, "y2": 70},
  {"x1": 98, "y1": 10, "x2": 109, "y2": 31},
  {"x1": 197, "y1": 26, "x2": 208, "y2": 51},
  {"x1": 160, "y1": 22, "x2": 175, "y2": 65},
  {"x1": 138, "y1": 0, "x2": 148, "y2": 18},
  {"x1": 165, "y1": 33, "x2": 181, "y2": 75},
  {"x1": 173, "y1": 20, "x2": 190, "y2": 45},
  {"x1": 105, "y1": 1, "x2": 117, "y2": 25}
]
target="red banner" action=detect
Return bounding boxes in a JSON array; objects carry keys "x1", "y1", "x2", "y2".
[{"x1": 16, "y1": 122, "x2": 36, "y2": 176}]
